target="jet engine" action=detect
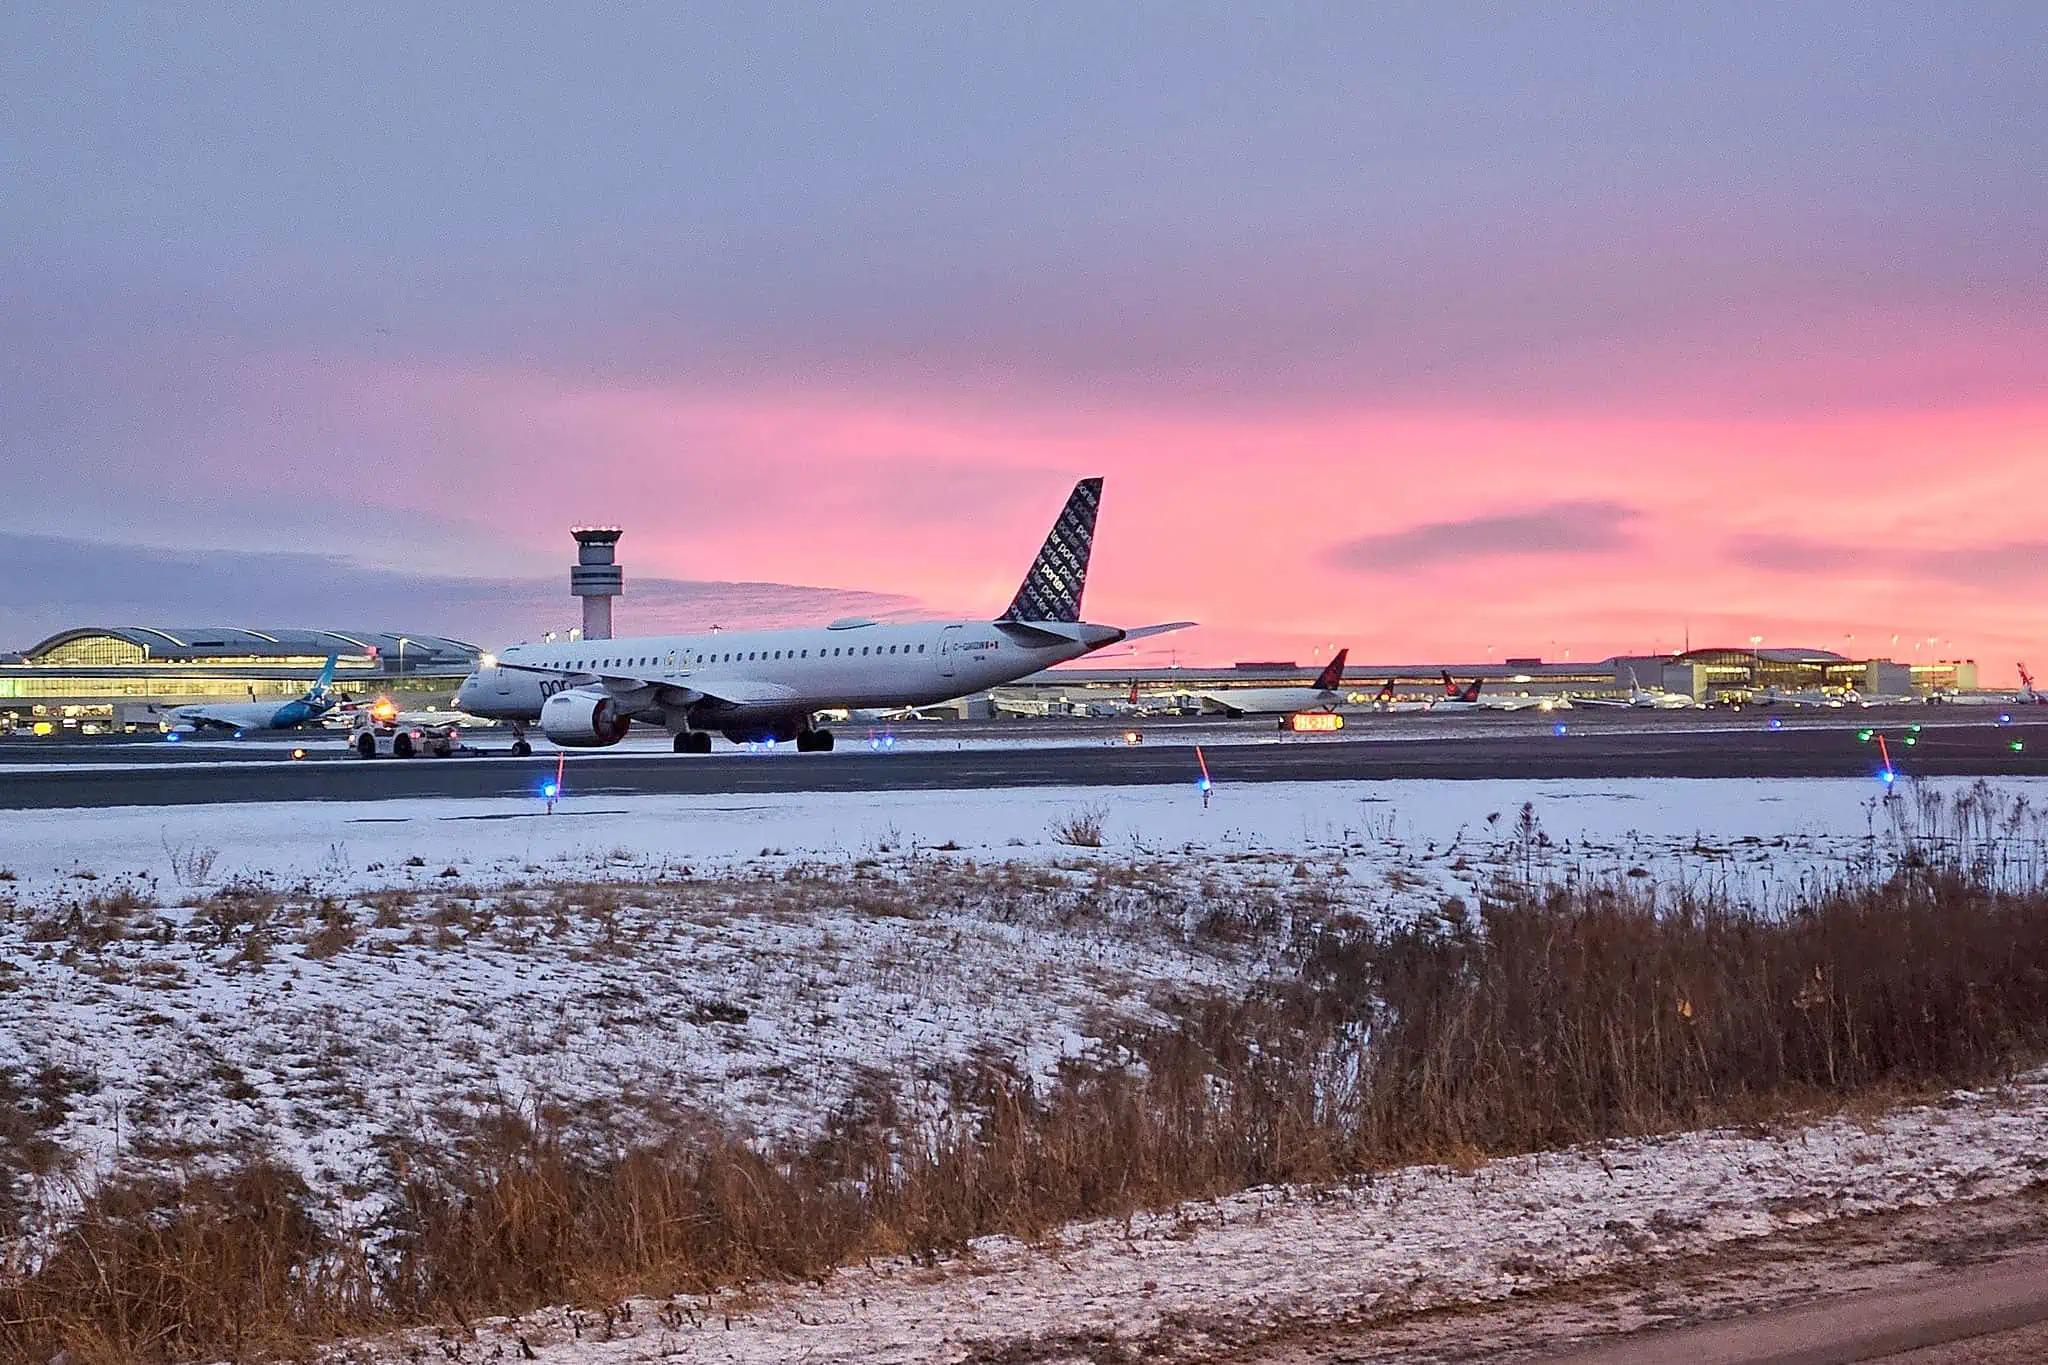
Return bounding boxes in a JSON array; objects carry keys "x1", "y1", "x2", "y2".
[{"x1": 540, "y1": 690, "x2": 631, "y2": 747}]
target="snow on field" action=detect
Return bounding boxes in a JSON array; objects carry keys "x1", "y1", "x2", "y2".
[
  {"x1": 3, "y1": 776, "x2": 2043, "y2": 1242},
  {"x1": 6, "y1": 774, "x2": 2044, "y2": 910},
  {"x1": 322, "y1": 1073, "x2": 2048, "y2": 1365}
]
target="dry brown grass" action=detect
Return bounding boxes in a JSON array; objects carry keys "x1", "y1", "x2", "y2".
[{"x1": 8, "y1": 870, "x2": 2048, "y2": 1362}]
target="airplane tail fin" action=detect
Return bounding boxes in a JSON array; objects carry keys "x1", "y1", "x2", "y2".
[
  {"x1": 310, "y1": 655, "x2": 337, "y2": 697},
  {"x1": 1461, "y1": 677, "x2": 1483, "y2": 703},
  {"x1": 1000, "y1": 477, "x2": 1102, "y2": 623},
  {"x1": 1441, "y1": 670, "x2": 1459, "y2": 698},
  {"x1": 1375, "y1": 680, "x2": 1395, "y2": 702},
  {"x1": 1312, "y1": 648, "x2": 1349, "y2": 692},
  {"x1": 2022, "y1": 663, "x2": 2036, "y2": 695}
]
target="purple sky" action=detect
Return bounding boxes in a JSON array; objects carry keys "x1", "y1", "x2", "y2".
[{"x1": 3, "y1": 5, "x2": 2043, "y2": 669}]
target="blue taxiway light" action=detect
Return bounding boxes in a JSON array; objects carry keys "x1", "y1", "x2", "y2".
[
  {"x1": 165, "y1": 731, "x2": 181, "y2": 743},
  {"x1": 1881, "y1": 769, "x2": 1897, "y2": 785},
  {"x1": 1552, "y1": 722, "x2": 1568, "y2": 736},
  {"x1": 540, "y1": 781, "x2": 560, "y2": 799}
]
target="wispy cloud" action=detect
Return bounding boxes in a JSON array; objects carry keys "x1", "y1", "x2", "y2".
[
  {"x1": 1329, "y1": 500, "x2": 1642, "y2": 572},
  {"x1": 1723, "y1": 532, "x2": 1879, "y2": 574},
  {"x1": 0, "y1": 534, "x2": 916, "y2": 649},
  {"x1": 1725, "y1": 532, "x2": 2048, "y2": 583}
]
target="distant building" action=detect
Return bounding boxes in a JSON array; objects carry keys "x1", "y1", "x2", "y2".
[
  {"x1": 1643, "y1": 647, "x2": 1929, "y2": 702},
  {"x1": 1003, "y1": 644, "x2": 1960, "y2": 710},
  {"x1": 0, "y1": 627, "x2": 480, "y2": 719},
  {"x1": 1910, "y1": 659, "x2": 1980, "y2": 694}
]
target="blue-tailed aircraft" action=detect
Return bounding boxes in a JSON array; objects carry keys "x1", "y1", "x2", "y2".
[{"x1": 166, "y1": 656, "x2": 342, "y2": 736}]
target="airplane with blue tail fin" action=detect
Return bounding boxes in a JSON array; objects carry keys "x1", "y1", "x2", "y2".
[{"x1": 167, "y1": 656, "x2": 343, "y2": 736}]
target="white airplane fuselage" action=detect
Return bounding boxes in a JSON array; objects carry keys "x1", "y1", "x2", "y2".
[
  {"x1": 1197, "y1": 686, "x2": 1341, "y2": 717},
  {"x1": 455, "y1": 618, "x2": 1118, "y2": 739}
]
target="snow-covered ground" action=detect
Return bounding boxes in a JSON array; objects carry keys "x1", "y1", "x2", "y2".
[
  {"x1": 7, "y1": 775, "x2": 2045, "y2": 909},
  {"x1": 319, "y1": 1073, "x2": 2048, "y2": 1365},
  {"x1": 3, "y1": 776, "x2": 2043, "y2": 1245}
]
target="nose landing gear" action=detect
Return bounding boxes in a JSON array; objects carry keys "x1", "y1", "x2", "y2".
[{"x1": 509, "y1": 721, "x2": 532, "y2": 758}]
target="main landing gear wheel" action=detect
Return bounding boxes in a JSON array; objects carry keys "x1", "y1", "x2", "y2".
[
  {"x1": 796, "y1": 729, "x2": 836, "y2": 753},
  {"x1": 511, "y1": 740, "x2": 532, "y2": 757},
  {"x1": 676, "y1": 731, "x2": 712, "y2": 754}
]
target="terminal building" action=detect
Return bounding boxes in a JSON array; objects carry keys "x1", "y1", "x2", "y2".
[
  {"x1": 0, "y1": 627, "x2": 481, "y2": 726},
  {"x1": 997, "y1": 646, "x2": 1976, "y2": 712}
]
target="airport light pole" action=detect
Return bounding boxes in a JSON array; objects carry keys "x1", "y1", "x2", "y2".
[{"x1": 397, "y1": 636, "x2": 409, "y2": 676}]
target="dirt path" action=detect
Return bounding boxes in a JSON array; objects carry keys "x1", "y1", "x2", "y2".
[{"x1": 1234, "y1": 1186, "x2": 2048, "y2": 1363}]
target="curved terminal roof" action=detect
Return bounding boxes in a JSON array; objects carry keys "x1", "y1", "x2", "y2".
[{"x1": 22, "y1": 627, "x2": 480, "y2": 667}]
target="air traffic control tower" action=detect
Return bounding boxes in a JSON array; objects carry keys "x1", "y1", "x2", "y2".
[{"x1": 570, "y1": 527, "x2": 623, "y2": 641}]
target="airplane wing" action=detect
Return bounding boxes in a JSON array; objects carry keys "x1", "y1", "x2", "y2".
[{"x1": 493, "y1": 660, "x2": 799, "y2": 709}]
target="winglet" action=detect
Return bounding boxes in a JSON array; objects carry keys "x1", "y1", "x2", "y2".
[
  {"x1": 1001, "y1": 478, "x2": 1102, "y2": 623},
  {"x1": 1311, "y1": 648, "x2": 1349, "y2": 692}
]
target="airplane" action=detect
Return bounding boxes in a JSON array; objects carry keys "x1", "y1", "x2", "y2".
[
  {"x1": 2020, "y1": 664, "x2": 2047, "y2": 706},
  {"x1": 820, "y1": 704, "x2": 943, "y2": 724},
  {"x1": 1358, "y1": 679, "x2": 1433, "y2": 713},
  {"x1": 453, "y1": 478, "x2": 1196, "y2": 754},
  {"x1": 1573, "y1": 666, "x2": 1696, "y2": 710},
  {"x1": 1427, "y1": 671, "x2": 1556, "y2": 713},
  {"x1": 1196, "y1": 649, "x2": 1349, "y2": 718},
  {"x1": 166, "y1": 656, "x2": 342, "y2": 736},
  {"x1": 1923, "y1": 663, "x2": 2043, "y2": 708},
  {"x1": 1752, "y1": 685, "x2": 1856, "y2": 709}
]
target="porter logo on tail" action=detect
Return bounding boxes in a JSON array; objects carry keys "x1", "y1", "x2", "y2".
[{"x1": 1001, "y1": 477, "x2": 1102, "y2": 623}]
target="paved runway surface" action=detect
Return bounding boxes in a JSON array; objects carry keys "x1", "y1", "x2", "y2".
[{"x1": 2, "y1": 712, "x2": 2042, "y2": 809}]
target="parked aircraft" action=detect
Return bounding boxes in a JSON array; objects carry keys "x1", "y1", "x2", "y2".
[
  {"x1": 1196, "y1": 649, "x2": 1349, "y2": 718},
  {"x1": 1364, "y1": 680, "x2": 1433, "y2": 713},
  {"x1": 453, "y1": 478, "x2": 1194, "y2": 753},
  {"x1": 1428, "y1": 671, "x2": 1554, "y2": 713},
  {"x1": 1753, "y1": 686, "x2": 1856, "y2": 709},
  {"x1": 1574, "y1": 667, "x2": 1696, "y2": 710},
  {"x1": 167, "y1": 657, "x2": 342, "y2": 736}
]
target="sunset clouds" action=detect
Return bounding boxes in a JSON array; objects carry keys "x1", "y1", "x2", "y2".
[{"x1": 2, "y1": 6, "x2": 2042, "y2": 673}]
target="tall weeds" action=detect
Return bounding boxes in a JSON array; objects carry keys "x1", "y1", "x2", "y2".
[{"x1": 8, "y1": 872, "x2": 2048, "y2": 1362}]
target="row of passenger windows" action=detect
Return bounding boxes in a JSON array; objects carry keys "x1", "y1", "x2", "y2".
[{"x1": 556, "y1": 643, "x2": 928, "y2": 671}]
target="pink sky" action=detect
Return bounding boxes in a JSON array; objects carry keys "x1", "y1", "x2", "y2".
[{"x1": 311, "y1": 357, "x2": 2046, "y2": 680}]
